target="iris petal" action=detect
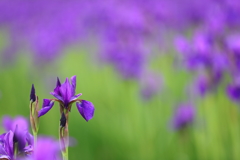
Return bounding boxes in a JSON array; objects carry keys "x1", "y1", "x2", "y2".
[
  {"x1": 71, "y1": 76, "x2": 76, "y2": 95},
  {"x1": 76, "y1": 100, "x2": 95, "y2": 121},
  {"x1": 70, "y1": 93, "x2": 82, "y2": 102},
  {"x1": 38, "y1": 99, "x2": 55, "y2": 117},
  {"x1": 50, "y1": 92, "x2": 64, "y2": 102}
]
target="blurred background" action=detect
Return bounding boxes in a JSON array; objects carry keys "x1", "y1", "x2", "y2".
[{"x1": 0, "y1": 0, "x2": 240, "y2": 159}]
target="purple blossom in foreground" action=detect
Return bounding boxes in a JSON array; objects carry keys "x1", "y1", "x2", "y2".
[
  {"x1": 0, "y1": 130, "x2": 14, "y2": 159},
  {"x1": 0, "y1": 116, "x2": 34, "y2": 159},
  {"x1": 30, "y1": 137, "x2": 61, "y2": 160},
  {"x1": 2, "y1": 116, "x2": 30, "y2": 152},
  {"x1": 38, "y1": 75, "x2": 95, "y2": 122},
  {"x1": 171, "y1": 104, "x2": 195, "y2": 130}
]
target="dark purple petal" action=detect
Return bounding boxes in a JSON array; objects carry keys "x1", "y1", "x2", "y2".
[
  {"x1": 76, "y1": 100, "x2": 95, "y2": 121},
  {"x1": 227, "y1": 84, "x2": 240, "y2": 102},
  {"x1": 38, "y1": 99, "x2": 55, "y2": 117},
  {"x1": 30, "y1": 84, "x2": 36, "y2": 102},
  {"x1": 53, "y1": 77, "x2": 62, "y2": 96}
]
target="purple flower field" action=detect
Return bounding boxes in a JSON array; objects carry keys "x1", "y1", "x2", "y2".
[{"x1": 0, "y1": 0, "x2": 240, "y2": 159}]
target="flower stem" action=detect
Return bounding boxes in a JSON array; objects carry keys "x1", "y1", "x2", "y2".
[
  {"x1": 62, "y1": 148, "x2": 69, "y2": 160},
  {"x1": 59, "y1": 126, "x2": 69, "y2": 160},
  {"x1": 33, "y1": 132, "x2": 38, "y2": 150}
]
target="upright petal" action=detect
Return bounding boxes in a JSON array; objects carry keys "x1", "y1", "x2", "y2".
[
  {"x1": 38, "y1": 99, "x2": 55, "y2": 117},
  {"x1": 76, "y1": 100, "x2": 95, "y2": 121},
  {"x1": 60, "y1": 78, "x2": 73, "y2": 105},
  {"x1": 2, "y1": 116, "x2": 12, "y2": 131},
  {"x1": 4, "y1": 131, "x2": 14, "y2": 158},
  {"x1": 53, "y1": 77, "x2": 62, "y2": 96},
  {"x1": 71, "y1": 75, "x2": 76, "y2": 92}
]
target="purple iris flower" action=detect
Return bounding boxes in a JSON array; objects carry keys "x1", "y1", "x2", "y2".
[
  {"x1": 227, "y1": 84, "x2": 240, "y2": 103},
  {"x1": 0, "y1": 130, "x2": 14, "y2": 160},
  {"x1": 226, "y1": 76, "x2": 240, "y2": 103},
  {"x1": 2, "y1": 116, "x2": 30, "y2": 152},
  {"x1": 30, "y1": 137, "x2": 61, "y2": 160},
  {"x1": 171, "y1": 104, "x2": 195, "y2": 130},
  {"x1": 38, "y1": 75, "x2": 95, "y2": 122}
]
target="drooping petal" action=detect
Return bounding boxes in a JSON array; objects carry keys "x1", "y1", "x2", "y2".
[
  {"x1": 70, "y1": 93, "x2": 82, "y2": 102},
  {"x1": 76, "y1": 100, "x2": 95, "y2": 121},
  {"x1": 38, "y1": 99, "x2": 55, "y2": 117},
  {"x1": 24, "y1": 144, "x2": 33, "y2": 156},
  {"x1": 0, "y1": 154, "x2": 10, "y2": 159},
  {"x1": 26, "y1": 132, "x2": 34, "y2": 146}
]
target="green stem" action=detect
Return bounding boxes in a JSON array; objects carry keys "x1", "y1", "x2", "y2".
[
  {"x1": 62, "y1": 148, "x2": 69, "y2": 160},
  {"x1": 14, "y1": 143, "x2": 18, "y2": 159},
  {"x1": 59, "y1": 126, "x2": 69, "y2": 160},
  {"x1": 33, "y1": 132, "x2": 38, "y2": 150}
]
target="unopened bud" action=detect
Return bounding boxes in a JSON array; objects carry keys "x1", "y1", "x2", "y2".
[
  {"x1": 29, "y1": 84, "x2": 39, "y2": 135},
  {"x1": 60, "y1": 112, "x2": 66, "y2": 127}
]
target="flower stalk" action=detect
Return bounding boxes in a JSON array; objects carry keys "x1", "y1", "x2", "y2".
[
  {"x1": 59, "y1": 111, "x2": 69, "y2": 160},
  {"x1": 29, "y1": 84, "x2": 40, "y2": 149}
]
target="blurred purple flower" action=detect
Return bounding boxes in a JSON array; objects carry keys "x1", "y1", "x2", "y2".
[
  {"x1": 38, "y1": 75, "x2": 95, "y2": 122},
  {"x1": 0, "y1": 130, "x2": 14, "y2": 160},
  {"x1": 171, "y1": 104, "x2": 195, "y2": 130},
  {"x1": 2, "y1": 116, "x2": 30, "y2": 152},
  {"x1": 30, "y1": 137, "x2": 61, "y2": 160},
  {"x1": 227, "y1": 76, "x2": 240, "y2": 103},
  {"x1": 227, "y1": 84, "x2": 240, "y2": 103}
]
